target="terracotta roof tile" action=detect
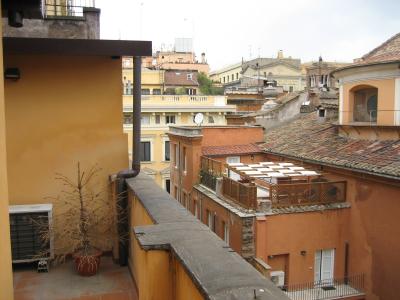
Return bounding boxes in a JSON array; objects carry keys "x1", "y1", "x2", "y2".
[
  {"x1": 202, "y1": 144, "x2": 263, "y2": 156},
  {"x1": 164, "y1": 70, "x2": 199, "y2": 86},
  {"x1": 260, "y1": 113, "x2": 400, "y2": 178}
]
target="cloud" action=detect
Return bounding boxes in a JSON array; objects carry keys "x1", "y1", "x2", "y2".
[{"x1": 97, "y1": 0, "x2": 400, "y2": 70}]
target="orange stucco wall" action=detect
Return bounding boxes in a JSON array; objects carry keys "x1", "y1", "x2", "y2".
[
  {"x1": 191, "y1": 190, "x2": 244, "y2": 255},
  {"x1": 0, "y1": 17, "x2": 14, "y2": 300},
  {"x1": 342, "y1": 78, "x2": 396, "y2": 125},
  {"x1": 257, "y1": 209, "x2": 350, "y2": 285},
  {"x1": 201, "y1": 127, "x2": 264, "y2": 147},
  {"x1": 262, "y1": 153, "x2": 400, "y2": 300}
]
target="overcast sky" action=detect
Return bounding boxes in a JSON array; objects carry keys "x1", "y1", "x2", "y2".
[{"x1": 97, "y1": 0, "x2": 400, "y2": 71}]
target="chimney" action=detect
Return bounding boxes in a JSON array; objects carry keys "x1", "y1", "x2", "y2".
[
  {"x1": 201, "y1": 53, "x2": 206, "y2": 64},
  {"x1": 277, "y1": 50, "x2": 283, "y2": 59}
]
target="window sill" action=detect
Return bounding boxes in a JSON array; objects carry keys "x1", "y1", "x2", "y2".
[{"x1": 140, "y1": 161, "x2": 154, "y2": 164}]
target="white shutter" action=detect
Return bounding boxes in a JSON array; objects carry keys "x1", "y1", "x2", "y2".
[
  {"x1": 314, "y1": 250, "x2": 322, "y2": 283},
  {"x1": 226, "y1": 157, "x2": 241, "y2": 180},
  {"x1": 321, "y1": 249, "x2": 335, "y2": 284}
]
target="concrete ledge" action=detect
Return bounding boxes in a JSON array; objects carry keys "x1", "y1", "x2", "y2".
[{"x1": 127, "y1": 174, "x2": 290, "y2": 300}]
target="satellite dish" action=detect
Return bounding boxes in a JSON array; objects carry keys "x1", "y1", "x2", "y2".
[{"x1": 194, "y1": 113, "x2": 204, "y2": 126}]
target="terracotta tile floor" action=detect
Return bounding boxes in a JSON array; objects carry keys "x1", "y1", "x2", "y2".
[{"x1": 13, "y1": 257, "x2": 138, "y2": 300}]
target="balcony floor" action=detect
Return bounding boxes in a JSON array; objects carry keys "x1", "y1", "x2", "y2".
[{"x1": 13, "y1": 257, "x2": 138, "y2": 300}]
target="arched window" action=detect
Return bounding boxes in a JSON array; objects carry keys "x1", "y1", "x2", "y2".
[{"x1": 352, "y1": 87, "x2": 378, "y2": 122}]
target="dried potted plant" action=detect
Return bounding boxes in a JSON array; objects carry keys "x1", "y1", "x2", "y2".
[{"x1": 36, "y1": 162, "x2": 123, "y2": 276}]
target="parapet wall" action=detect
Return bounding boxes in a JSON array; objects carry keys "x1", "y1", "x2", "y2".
[
  {"x1": 126, "y1": 173, "x2": 289, "y2": 300},
  {"x1": 2, "y1": 8, "x2": 100, "y2": 39}
]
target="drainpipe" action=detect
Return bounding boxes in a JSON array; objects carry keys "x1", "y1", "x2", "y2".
[{"x1": 116, "y1": 56, "x2": 142, "y2": 266}]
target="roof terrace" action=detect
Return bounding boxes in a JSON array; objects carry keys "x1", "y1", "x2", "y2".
[{"x1": 200, "y1": 157, "x2": 347, "y2": 212}]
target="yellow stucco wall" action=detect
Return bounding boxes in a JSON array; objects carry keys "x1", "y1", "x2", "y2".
[
  {"x1": 0, "y1": 18, "x2": 14, "y2": 300},
  {"x1": 128, "y1": 193, "x2": 204, "y2": 300},
  {"x1": 174, "y1": 258, "x2": 204, "y2": 300},
  {"x1": 4, "y1": 54, "x2": 128, "y2": 252},
  {"x1": 342, "y1": 78, "x2": 396, "y2": 125}
]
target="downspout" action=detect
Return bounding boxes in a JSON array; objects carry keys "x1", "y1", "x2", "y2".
[{"x1": 116, "y1": 56, "x2": 141, "y2": 266}]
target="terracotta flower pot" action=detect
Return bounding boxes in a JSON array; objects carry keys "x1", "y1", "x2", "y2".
[{"x1": 73, "y1": 248, "x2": 102, "y2": 276}]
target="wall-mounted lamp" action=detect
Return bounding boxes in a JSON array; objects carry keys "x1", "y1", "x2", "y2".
[
  {"x1": 268, "y1": 255, "x2": 274, "y2": 259},
  {"x1": 300, "y1": 250, "x2": 307, "y2": 256},
  {"x1": 250, "y1": 154, "x2": 255, "y2": 161},
  {"x1": 5, "y1": 68, "x2": 20, "y2": 80}
]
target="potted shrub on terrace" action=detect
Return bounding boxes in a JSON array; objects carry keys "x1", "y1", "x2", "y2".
[{"x1": 37, "y1": 163, "x2": 121, "y2": 276}]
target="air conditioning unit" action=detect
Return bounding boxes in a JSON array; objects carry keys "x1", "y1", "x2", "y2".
[
  {"x1": 9, "y1": 204, "x2": 54, "y2": 263},
  {"x1": 270, "y1": 270, "x2": 285, "y2": 287}
]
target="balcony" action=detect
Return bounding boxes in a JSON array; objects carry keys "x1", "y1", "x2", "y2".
[
  {"x1": 44, "y1": 0, "x2": 96, "y2": 19},
  {"x1": 284, "y1": 274, "x2": 365, "y2": 300},
  {"x1": 199, "y1": 158, "x2": 348, "y2": 211},
  {"x1": 123, "y1": 94, "x2": 234, "y2": 111}
]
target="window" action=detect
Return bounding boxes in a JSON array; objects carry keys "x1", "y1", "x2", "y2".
[
  {"x1": 231, "y1": 74, "x2": 234, "y2": 81},
  {"x1": 123, "y1": 59, "x2": 131, "y2": 68},
  {"x1": 223, "y1": 77, "x2": 226, "y2": 83},
  {"x1": 194, "y1": 200, "x2": 198, "y2": 218},
  {"x1": 125, "y1": 80, "x2": 132, "y2": 95},
  {"x1": 164, "y1": 141, "x2": 170, "y2": 161},
  {"x1": 174, "y1": 144, "x2": 179, "y2": 167},
  {"x1": 123, "y1": 113, "x2": 132, "y2": 124},
  {"x1": 141, "y1": 88, "x2": 150, "y2": 95},
  {"x1": 289, "y1": 86, "x2": 293, "y2": 92},
  {"x1": 187, "y1": 73, "x2": 193, "y2": 80},
  {"x1": 166, "y1": 115, "x2": 176, "y2": 124},
  {"x1": 236, "y1": 73, "x2": 239, "y2": 80},
  {"x1": 207, "y1": 210, "x2": 214, "y2": 230},
  {"x1": 314, "y1": 249, "x2": 335, "y2": 285},
  {"x1": 153, "y1": 89, "x2": 161, "y2": 95},
  {"x1": 223, "y1": 221, "x2": 229, "y2": 244},
  {"x1": 182, "y1": 147, "x2": 187, "y2": 172},
  {"x1": 187, "y1": 88, "x2": 196, "y2": 95},
  {"x1": 140, "y1": 141, "x2": 151, "y2": 161},
  {"x1": 141, "y1": 114, "x2": 150, "y2": 125},
  {"x1": 226, "y1": 156, "x2": 241, "y2": 180},
  {"x1": 208, "y1": 116, "x2": 215, "y2": 124},
  {"x1": 155, "y1": 114, "x2": 161, "y2": 124},
  {"x1": 183, "y1": 193, "x2": 187, "y2": 208},
  {"x1": 318, "y1": 108, "x2": 326, "y2": 118},
  {"x1": 165, "y1": 179, "x2": 171, "y2": 194},
  {"x1": 353, "y1": 87, "x2": 378, "y2": 122}
]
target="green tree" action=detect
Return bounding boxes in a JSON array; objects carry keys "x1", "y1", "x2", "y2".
[{"x1": 197, "y1": 72, "x2": 224, "y2": 95}]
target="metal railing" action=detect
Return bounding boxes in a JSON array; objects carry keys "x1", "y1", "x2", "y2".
[
  {"x1": 44, "y1": 0, "x2": 96, "y2": 18},
  {"x1": 222, "y1": 176, "x2": 257, "y2": 209},
  {"x1": 200, "y1": 171, "x2": 217, "y2": 191},
  {"x1": 284, "y1": 274, "x2": 365, "y2": 300},
  {"x1": 269, "y1": 181, "x2": 347, "y2": 208}
]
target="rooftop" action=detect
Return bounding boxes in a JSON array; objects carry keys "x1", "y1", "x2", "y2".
[
  {"x1": 202, "y1": 144, "x2": 263, "y2": 156},
  {"x1": 260, "y1": 113, "x2": 400, "y2": 179},
  {"x1": 164, "y1": 70, "x2": 199, "y2": 86},
  {"x1": 332, "y1": 32, "x2": 400, "y2": 73}
]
